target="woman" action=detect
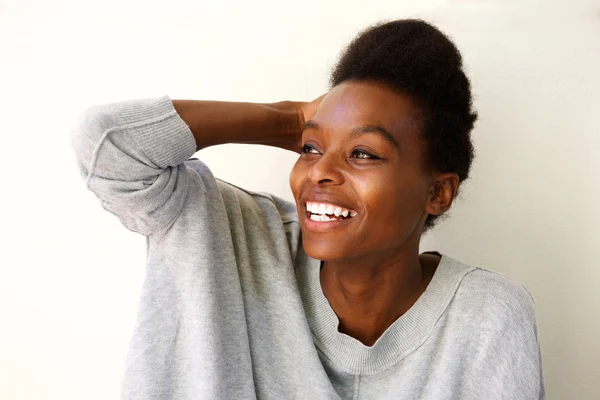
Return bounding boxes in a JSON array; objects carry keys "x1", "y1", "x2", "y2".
[{"x1": 70, "y1": 19, "x2": 544, "y2": 400}]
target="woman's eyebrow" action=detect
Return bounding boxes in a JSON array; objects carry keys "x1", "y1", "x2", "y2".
[{"x1": 304, "y1": 120, "x2": 398, "y2": 147}]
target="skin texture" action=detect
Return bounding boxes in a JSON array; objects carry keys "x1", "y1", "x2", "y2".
[{"x1": 289, "y1": 80, "x2": 459, "y2": 346}]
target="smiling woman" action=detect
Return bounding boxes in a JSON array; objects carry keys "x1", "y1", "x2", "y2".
[{"x1": 69, "y1": 18, "x2": 545, "y2": 400}]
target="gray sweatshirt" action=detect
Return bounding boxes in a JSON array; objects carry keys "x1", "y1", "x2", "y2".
[{"x1": 69, "y1": 95, "x2": 545, "y2": 400}]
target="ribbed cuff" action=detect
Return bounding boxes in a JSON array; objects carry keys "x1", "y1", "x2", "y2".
[{"x1": 115, "y1": 95, "x2": 197, "y2": 169}]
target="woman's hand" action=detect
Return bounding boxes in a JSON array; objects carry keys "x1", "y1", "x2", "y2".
[
  {"x1": 288, "y1": 93, "x2": 326, "y2": 153},
  {"x1": 299, "y1": 93, "x2": 326, "y2": 128}
]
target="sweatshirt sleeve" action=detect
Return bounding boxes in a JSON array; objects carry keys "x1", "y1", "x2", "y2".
[{"x1": 69, "y1": 95, "x2": 198, "y2": 235}]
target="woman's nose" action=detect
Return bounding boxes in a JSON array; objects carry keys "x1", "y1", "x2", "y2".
[{"x1": 308, "y1": 153, "x2": 345, "y2": 186}]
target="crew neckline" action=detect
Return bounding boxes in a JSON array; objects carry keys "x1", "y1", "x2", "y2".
[{"x1": 297, "y1": 252, "x2": 476, "y2": 375}]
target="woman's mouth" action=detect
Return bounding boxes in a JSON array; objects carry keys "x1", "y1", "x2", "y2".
[
  {"x1": 304, "y1": 201, "x2": 358, "y2": 229},
  {"x1": 306, "y1": 201, "x2": 358, "y2": 220}
]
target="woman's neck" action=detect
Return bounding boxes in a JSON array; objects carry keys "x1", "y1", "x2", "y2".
[{"x1": 320, "y1": 251, "x2": 440, "y2": 346}]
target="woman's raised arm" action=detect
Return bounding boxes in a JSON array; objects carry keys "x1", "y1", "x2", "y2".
[{"x1": 172, "y1": 99, "x2": 301, "y2": 153}]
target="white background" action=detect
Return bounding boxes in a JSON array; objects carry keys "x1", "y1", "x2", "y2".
[{"x1": 1, "y1": 0, "x2": 599, "y2": 399}]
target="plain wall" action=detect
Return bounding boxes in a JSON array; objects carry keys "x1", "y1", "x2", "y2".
[{"x1": 1, "y1": 0, "x2": 599, "y2": 398}]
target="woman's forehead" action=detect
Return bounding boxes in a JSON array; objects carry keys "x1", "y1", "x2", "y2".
[{"x1": 313, "y1": 81, "x2": 422, "y2": 143}]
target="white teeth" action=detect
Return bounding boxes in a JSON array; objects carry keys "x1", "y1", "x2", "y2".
[
  {"x1": 305, "y1": 201, "x2": 358, "y2": 218},
  {"x1": 310, "y1": 213, "x2": 337, "y2": 222},
  {"x1": 318, "y1": 204, "x2": 327, "y2": 214}
]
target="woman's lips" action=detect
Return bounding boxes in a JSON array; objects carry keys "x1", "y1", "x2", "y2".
[{"x1": 302, "y1": 210, "x2": 356, "y2": 232}]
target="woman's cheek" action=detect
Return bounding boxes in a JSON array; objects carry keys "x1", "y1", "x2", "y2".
[{"x1": 288, "y1": 160, "x2": 304, "y2": 196}]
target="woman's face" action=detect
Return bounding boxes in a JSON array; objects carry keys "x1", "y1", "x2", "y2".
[{"x1": 289, "y1": 80, "x2": 433, "y2": 261}]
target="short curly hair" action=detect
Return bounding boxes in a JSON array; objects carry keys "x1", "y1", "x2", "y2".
[{"x1": 329, "y1": 19, "x2": 478, "y2": 234}]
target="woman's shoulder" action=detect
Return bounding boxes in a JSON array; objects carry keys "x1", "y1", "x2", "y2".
[
  {"x1": 447, "y1": 258, "x2": 538, "y2": 327},
  {"x1": 185, "y1": 157, "x2": 300, "y2": 225},
  {"x1": 216, "y1": 177, "x2": 299, "y2": 225}
]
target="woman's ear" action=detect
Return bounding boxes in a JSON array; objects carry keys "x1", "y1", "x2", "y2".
[{"x1": 425, "y1": 173, "x2": 460, "y2": 216}]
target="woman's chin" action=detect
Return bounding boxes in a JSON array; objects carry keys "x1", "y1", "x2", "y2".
[{"x1": 302, "y1": 238, "x2": 351, "y2": 262}]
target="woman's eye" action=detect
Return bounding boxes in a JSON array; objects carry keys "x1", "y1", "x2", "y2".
[
  {"x1": 301, "y1": 144, "x2": 320, "y2": 154},
  {"x1": 351, "y1": 149, "x2": 379, "y2": 159},
  {"x1": 301, "y1": 145, "x2": 379, "y2": 160}
]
